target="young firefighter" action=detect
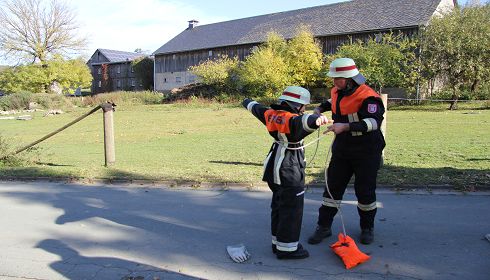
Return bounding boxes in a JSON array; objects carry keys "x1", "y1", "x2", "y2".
[
  {"x1": 242, "y1": 86, "x2": 329, "y2": 259},
  {"x1": 307, "y1": 57, "x2": 386, "y2": 245}
]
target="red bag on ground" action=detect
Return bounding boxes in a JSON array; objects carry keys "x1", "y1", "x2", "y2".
[{"x1": 330, "y1": 233, "x2": 370, "y2": 269}]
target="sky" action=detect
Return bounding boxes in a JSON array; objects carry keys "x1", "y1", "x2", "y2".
[
  {"x1": 0, "y1": 0, "x2": 484, "y2": 64},
  {"x1": 72, "y1": 0, "x2": 346, "y2": 59}
]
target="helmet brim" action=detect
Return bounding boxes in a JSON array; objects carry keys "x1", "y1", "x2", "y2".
[{"x1": 352, "y1": 73, "x2": 366, "y2": 85}]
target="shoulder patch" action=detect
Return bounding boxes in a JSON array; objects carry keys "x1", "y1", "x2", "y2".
[{"x1": 367, "y1": 103, "x2": 378, "y2": 113}]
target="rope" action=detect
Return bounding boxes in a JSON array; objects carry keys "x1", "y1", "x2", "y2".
[
  {"x1": 323, "y1": 135, "x2": 347, "y2": 237},
  {"x1": 273, "y1": 133, "x2": 329, "y2": 150}
]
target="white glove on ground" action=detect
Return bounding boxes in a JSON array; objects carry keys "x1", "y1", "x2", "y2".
[{"x1": 226, "y1": 244, "x2": 250, "y2": 263}]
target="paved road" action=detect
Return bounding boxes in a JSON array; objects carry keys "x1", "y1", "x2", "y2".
[{"x1": 0, "y1": 180, "x2": 489, "y2": 280}]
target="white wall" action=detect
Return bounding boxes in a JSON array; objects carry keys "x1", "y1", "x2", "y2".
[{"x1": 154, "y1": 71, "x2": 198, "y2": 91}]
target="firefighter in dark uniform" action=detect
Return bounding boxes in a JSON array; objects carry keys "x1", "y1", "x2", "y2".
[
  {"x1": 307, "y1": 58, "x2": 385, "y2": 245},
  {"x1": 243, "y1": 86, "x2": 329, "y2": 259}
]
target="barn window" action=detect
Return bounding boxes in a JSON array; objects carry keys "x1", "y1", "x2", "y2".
[
  {"x1": 176, "y1": 76, "x2": 181, "y2": 83},
  {"x1": 117, "y1": 80, "x2": 121, "y2": 88},
  {"x1": 164, "y1": 78, "x2": 167, "y2": 83},
  {"x1": 98, "y1": 81, "x2": 101, "y2": 87},
  {"x1": 117, "y1": 65, "x2": 121, "y2": 73},
  {"x1": 97, "y1": 67, "x2": 101, "y2": 75},
  {"x1": 131, "y1": 79, "x2": 135, "y2": 87},
  {"x1": 208, "y1": 50, "x2": 213, "y2": 57},
  {"x1": 375, "y1": 33, "x2": 382, "y2": 43}
]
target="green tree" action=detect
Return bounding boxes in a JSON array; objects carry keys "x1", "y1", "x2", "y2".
[
  {"x1": 0, "y1": 65, "x2": 47, "y2": 94},
  {"x1": 0, "y1": 57, "x2": 91, "y2": 94},
  {"x1": 189, "y1": 55, "x2": 239, "y2": 88},
  {"x1": 132, "y1": 57, "x2": 154, "y2": 90},
  {"x1": 421, "y1": 3, "x2": 490, "y2": 109},
  {"x1": 45, "y1": 56, "x2": 92, "y2": 94},
  {"x1": 237, "y1": 33, "x2": 291, "y2": 97},
  {"x1": 331, "y1": 32, "x2": 420, "y2": 94},
  {"x1": 286, "y1": 26, "x2": 323, "y2": 87}
]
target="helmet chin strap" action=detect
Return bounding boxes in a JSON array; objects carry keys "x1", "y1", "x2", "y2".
[{"x1": 283, "y1": 100, "x2": 303, "y2": 114}]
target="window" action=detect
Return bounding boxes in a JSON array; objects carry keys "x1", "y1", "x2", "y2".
[
  {"x1": 117, "y1": 80, "x2": 121, "y2": 88},
  {"x1": 176, "y1": 76, "x2": 181, "y2": 83},
  {"x1": 208, "y1": 50, "x2": 213, "y2": 57},
  {"x1": 117, "y1": 65, "x2": 121, "y2": 74},
  {"x1": 98, "y1": 81, "x2": 102, "y2": 87},
  {"x1": 375, "y1": 33, "x2": 382, "y2": 43},
  {"x1": 97, "y1": 67, "x2": 101, "y2": 75},
  {"x1": 131, "y1": 79, "x2": 135, "y2": 87},
  {"x1": 164, "y1": 78, "x2": 167, "y2": 83},
  {"x1": 131, "y1": 66, "x2": 134, "y2": 73}
]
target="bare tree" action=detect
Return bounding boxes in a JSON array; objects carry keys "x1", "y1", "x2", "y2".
[{"x1": 0, "y1": 0, "x2": 87, "y2": 65}]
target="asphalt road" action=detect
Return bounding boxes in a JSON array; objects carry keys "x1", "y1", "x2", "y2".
[{"x1": 0, "y1": 180, "x2": 489, "y2": 280}]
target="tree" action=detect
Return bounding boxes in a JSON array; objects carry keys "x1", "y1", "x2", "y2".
[
  {"x1": 0, "y1": 56, "x2": 92, "y2": 94},
  {"x1": 238, "y1": 33, "x2": 291, "y2": 97},
  {"x1": 331, "y1": 32, "x2": 420, "y2": 94},
  {"x1": 132, "y1": 57, "x2": 155, "y2": 90},
  {"x1": 189, "y1": 55, "x2": 238, "y2": 88},
  {"x1": 45, "y1": 56, "x2": 92, "y2": 93},
  {"x1": 0, "y1": 0, "x2": 87, "y2": 65},
  {"x1": 285, "y1": 26, "x2": 323, "y2": 87},
  {"x1": 421, "y1": 4, "x2": 490, "y2": 109},
  {"x1": 0, "y1": 64, "x2": 47, "y2": 93}
]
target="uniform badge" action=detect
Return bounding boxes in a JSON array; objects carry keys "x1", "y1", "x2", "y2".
[{"x1": 367, "y1": 104, "x2": 377, "y2": 113}]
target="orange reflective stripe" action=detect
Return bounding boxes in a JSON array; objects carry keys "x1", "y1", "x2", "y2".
[
  {"x1": 264, "y1": 110, "x2": 296, "y2": 134},
  {"x1": 331, "y1": 84, "x2": 379, "y2": 115}
]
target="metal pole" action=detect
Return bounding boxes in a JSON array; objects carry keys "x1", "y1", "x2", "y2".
[{"x1": 101, "y1": 102, "x2": 116, "y2": 166}]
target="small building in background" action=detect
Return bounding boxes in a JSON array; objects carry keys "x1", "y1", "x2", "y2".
[
  {"x1": 87, "y1": 49, "x2": 148, "y2": 94},
  {"x1": 152, "y1": 0, "x2": 455, "y2": 92}
]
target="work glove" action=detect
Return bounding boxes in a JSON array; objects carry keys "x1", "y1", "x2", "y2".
[{"x1": 226, "y1": 244, "x2": 250, "y2": 263}]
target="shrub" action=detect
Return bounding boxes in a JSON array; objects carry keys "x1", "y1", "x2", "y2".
[
  {"x1": 0, "y1": 134, "x2": 41, "y2": 167},
  {"x1": 79, "y1": 91, "x2": 164, "y2": 107},
  {"x1": 0, "y1": 92, "x2": 33, "y2": 110}
]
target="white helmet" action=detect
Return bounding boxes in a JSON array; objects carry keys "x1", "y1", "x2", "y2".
[
  {"x1": 278, "y1": 86, "x2": 311, "y2": 105},
  {"x1": 327, "y1": 58, "x2": 366, "y2": 84}
]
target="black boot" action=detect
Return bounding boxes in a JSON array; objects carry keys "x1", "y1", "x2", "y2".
[
  {"x1": 276, "y1": 244, "x2": 309, "y2": 259},
  {"x1": 272, "y1": 244, "x2": 277, "y2": 254},
  {"x1": 307, "y1": 225, "x2": 332, "y2": 244},
  {"x1": 360, "y1": 228, "x2": 374, "y2": 244}
]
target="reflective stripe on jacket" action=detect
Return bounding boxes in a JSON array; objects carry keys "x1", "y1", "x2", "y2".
[{"x1": 243, "y1": 98, "x2": 320, "y2": 185}]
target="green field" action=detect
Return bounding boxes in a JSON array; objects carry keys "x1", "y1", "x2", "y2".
[{"x1": 1, "y1": 101, "x2": 489, "y2": 189}]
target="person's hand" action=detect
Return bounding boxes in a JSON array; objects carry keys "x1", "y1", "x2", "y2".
[
  {"x1": 315, "y1": 115, "x2": 329, "y2": 126},
  {"x1": 324, "y1": 123, "x2": 350, "y2": 134}
]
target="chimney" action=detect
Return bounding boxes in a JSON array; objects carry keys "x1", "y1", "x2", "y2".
[{"x1": 188, "y1": 20, "x2": 199, "y2": 29}]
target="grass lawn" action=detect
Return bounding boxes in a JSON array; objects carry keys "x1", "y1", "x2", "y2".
[{"x1": 1, "y1": 101, "x2": 489, "y2": 189}]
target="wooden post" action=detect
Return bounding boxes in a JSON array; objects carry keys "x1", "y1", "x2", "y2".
[
  {"x1": 101, "y1": 102, "x2": 116, "y2": 166},
  {"x1": 381, "y1": 93, "x2": 388, "y2": 137},
  {"x1": 381, "y1": 94, "x2": 388, "y2": 163}
]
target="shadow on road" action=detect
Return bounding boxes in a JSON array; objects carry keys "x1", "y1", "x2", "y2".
[{"x1": 37, "y1": 239, "x2": 202, "y2": 279}]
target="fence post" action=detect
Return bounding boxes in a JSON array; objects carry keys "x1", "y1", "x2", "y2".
[
  {"x1": 101, "y1": 102, "x2": 116, "y2": 166},
  {"x1": 381, "y1": 94, "x2": 388, "y2": 162}
]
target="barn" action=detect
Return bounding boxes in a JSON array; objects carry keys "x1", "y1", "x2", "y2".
[{"x1": 153, "y1": 0, "x2": 455, "y2": 91}]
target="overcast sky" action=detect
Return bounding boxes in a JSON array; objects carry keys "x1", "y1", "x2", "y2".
[{"x1": 0, "y1": 0, "x2": 484, "y2": 64}]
